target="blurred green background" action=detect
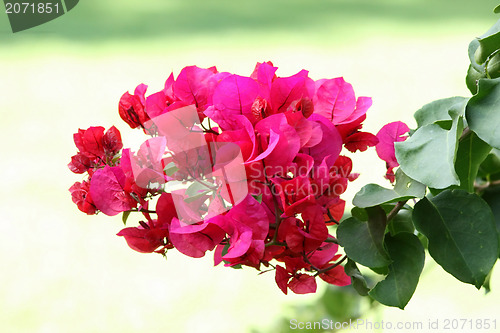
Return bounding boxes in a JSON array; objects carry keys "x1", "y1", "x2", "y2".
[{"x1": 1, "y1": 1, "x2": 500, "y2": 332}]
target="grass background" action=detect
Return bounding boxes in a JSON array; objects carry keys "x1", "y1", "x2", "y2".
[{"x1": 1, "y1": 1, "x2": 500, "y2": 332}]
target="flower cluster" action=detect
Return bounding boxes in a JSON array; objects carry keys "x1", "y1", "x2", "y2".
[{"x1": 68, "y1": 62, "x2": 384, "y2": 294}]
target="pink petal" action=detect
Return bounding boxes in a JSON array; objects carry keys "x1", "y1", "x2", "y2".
[
  {"x1": 314, "y1": 77, "x2": 356, "y2": 124},
  {"x1": 375, "y1": 121, "x2": 410, "y2": 168},
  {"x1": 270, "y1": 73, "x2": 309, "y2": 114},
  {"x1": 173, "y1": 65, "x2": 217, "y2": 110},
  {"x1": 319, "y1": 265, "x2": 351, "y2": 286},
  {"x1": 344, "y1": 131, "x2": 379, "y2": 153},
  {"x1": 275, "y1": 265, "x2": 291, "y2": 295},
  {"x1": 288, "y1": 274, "x2": 317, "y2": 294},
  {"x1": 90, "y1": 166, "x2": 132, "y2": 216}
]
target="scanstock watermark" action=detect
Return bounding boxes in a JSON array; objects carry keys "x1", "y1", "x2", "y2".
[
  {"x1": 3, "y1": 0, "x2": 79, "y2": 33},
  {"x1": 290, "y1": 318, "x2": 498, "y2": 331}
]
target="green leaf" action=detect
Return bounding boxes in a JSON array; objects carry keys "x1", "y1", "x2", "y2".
[
  {"x1": 482, "y1": 268, "x2": 493, "y2": 294},
  {"x1": 388, "y1": 208, "x2": 414, "y2": 236},
  {"x1": 475, "y1": 19, "x2": 500, "y2": 65},
  {"x1": 337, "y1": 206, "x2": 391, "y2": 268},
  {"x1": 344, "y1": 259, "x2": 370, "y2": 296},
  {"x1": 369, "y1": 233, "x2": 425, "y2": 309},
  {"x1": 252, "y1": 194, "x2": 263, "y2": 203},
  {"x1": 413, "y1": 189, "x2": 499, "y2": 288},
  {"x1": 453, "y1": 132, "x2": 492, "y2": 192},
  {"x1": 495, "y1": 4, "x2": 500, "y2": 14},
  {"x1": 466, "y1": 78, "x2": 500, "y2": 149},
  {"x1": 351, "y1": 207, "x2": 368, "y2": 221},
  {"x1": 395, "y1": 109, "x2": 463, "y2": 189},
  {"x1": 466, "y1": 65, "x2": 486, "y2": 95},
  {"x1": 122, "y1": 210, "x2": 131, "y2": 225},
  {"x1": 481, "y1": 187, "x2": 500, "y2": 254},
  {"x1": 353, "y1": 169, "x2": 426, "y2": 208},
  {"x1": 414, "y1": 97, "x2": 467, "y2": 128},
  {"x1": 486, "y1": 52, "x2": 500, "y2": 79},
  {"x1": 479, "y1": 149, "x2": 500, "y2": 177},
  {"x1": 468, "y1": 39, "x2": 485, "y2": 73}
]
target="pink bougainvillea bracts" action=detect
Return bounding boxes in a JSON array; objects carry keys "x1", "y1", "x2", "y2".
[
  {"x1": 375, "y1": 121, "x2": 410, "y2": 182},
  {"x1": 68, "y1": 62, "x2": 399, "y2": 294}
]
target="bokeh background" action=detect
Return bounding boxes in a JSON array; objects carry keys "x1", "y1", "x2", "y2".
[{"x1": 1, "y1": 1, "x2": 500, "y2": 332}]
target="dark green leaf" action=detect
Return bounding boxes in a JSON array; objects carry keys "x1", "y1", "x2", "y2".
[
  {"x1": 351, "y1": 207, "x2": 368, "y2": 221},
  {"x1": 481, "y1": 187, "x2": 500, "y2": 255},
  {"x1": 252, "y1": 194, "x2": 263, "y2": 203},
  {"x1": 344, "y1": 259, "x2": 370, "y2": 296},
  {"x1": 369, "y1": 233, "x2": 425, "y2": 309},
  {"x1": 453, "y1": 132, "x2": 491, "y2": 192},
  {"x1": 370, "y1": 266, "x2": 389, "y2": 275},
  {"x1": 413, "y1": 190, "x2": 499, "y2": 288},
  {"x1": 353, "y1": 169, "x2": 425, "y2": 208},
  {"x1": 495, "y1": 4, "x2": 500, "y2": 14},
  {"x1": 337, "y1": 207, "x2": 390, "y2": 268},
  {"x1": 395, "y1": 109, "x2": 463, "y2": 189},
  {"x1": 466, "y1": 78, "x2": 500, "y2": 149},
  {"x1": 122, "y1": 210, "x2": 131, "y2": 225},
  {"x1": 414, "y1": 97, "x2": 467, "y2": 127},
  {"x1": 388, "y1": 208, "x2": 414, "y2": 236}
]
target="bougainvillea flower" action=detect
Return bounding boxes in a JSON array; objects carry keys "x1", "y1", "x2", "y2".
[
  {"x1": 272, "y1": 176, "x2": 316, "y2": 217},
  {"x1": 288, "y1": 273, "x2": 317, "y2": 294},
  {"x1": 73, "y1": 126, "x2": 105, "y2": 158},
  {"x1": 211, "y1": 74, "x2": 260, "y2": 127},
  {"x1": 270, "y1": 70, "x2": 313, "y2": 114},
  {"x1": 69, "y1": 180, "x2": 96, "y2": 215},
  {"x1": 89, "y1": 166, "x2": 134, "y2": 216},
  {"x1": 117, "y1": 220, "x2": 169, "y2": 253},
  {"x1": 119, "y1": 84, "x2": 150, "y2": 130},
  {"x1": 343, "y1": 131, "x2": 379, "y2": 153},
  {"x1": 68, "y1": 152, "x2": 92, "y2": 174},
  {"x1": 69, "y1": 126, "x2": 123, "y2": 174},
  {"x1": 102, "y1": 126, "x2": 123, "y2": 156},
  {"x1": 304, "y1": 114, "x2": 342, "y2": 166},
  {"x1": 280, "y1": 204, "x2": 328, "y2": 253},
  {"x1": 254, "y1": 113, "x2": 301, "y2": 176},
  {"x1": 318, "y1": 265, "x2": 351, "y2": 286},
  {"x1": 375, "y1": 121, "x2": 410, "y2": 181},
  {"x1": 314, "y1": 77, "x2": 372, "y2": 125},
  {"x1": 173, "y1": 65, "x2": 218, "y2": 115},
  {"x1": 250, "y1": 61, "x2": 278, "y2": 100},
  {"x1": 168, "y1": 217, "x2": 225, "y2": 258}
]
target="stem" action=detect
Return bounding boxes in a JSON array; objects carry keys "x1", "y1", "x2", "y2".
[
  {"x1": 475, "y1": 179, "x2": 500, "y2": 192},
  {"x1": 302, "y1": 252, "x2": 321, "y2": 272},
  {"x1": 386, "y1": 200, "x2": 407, "y2": 222},
  {"x1": 459, "y1": 127, "x2": 471, "y2": 142},
  {"x1": 125, "y1": 208, "x2": 157, "y2": 214},
  {"x1": 326, "y1": 208, "x2": 339, "y2": 225},
  {"x1": 324, "y1": 237, "x2": 339, "y2": 245},
  {"x1": 314, "y1": 255, "x2": 348, "y2": 277}
]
